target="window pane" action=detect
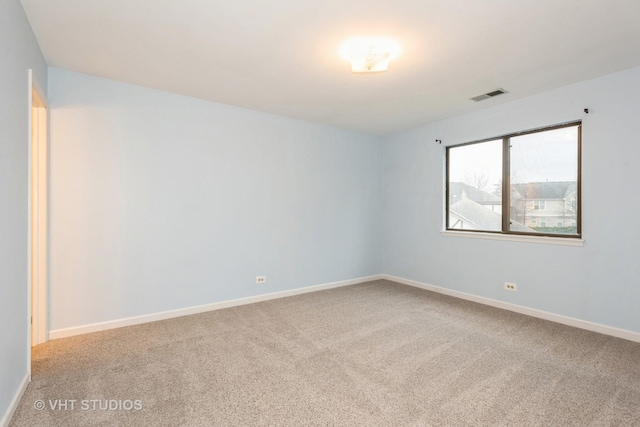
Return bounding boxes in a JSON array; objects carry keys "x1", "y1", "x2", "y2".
[
  {"x1": 448, "y1": 139, "x2": 503, "y2": 231},
  {"x1": 509, "y1": 126, "x2": 579, "y2": 235}
]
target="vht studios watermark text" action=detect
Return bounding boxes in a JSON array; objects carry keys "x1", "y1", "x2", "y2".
[{"x1": 34, "y1": 399, "x2": 143, "y2": 411}]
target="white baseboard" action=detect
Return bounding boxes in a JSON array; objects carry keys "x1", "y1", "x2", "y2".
[
  {"x1": 1, "y1": 372, "x2": 29, "y2": 427},
  {"x1": 49, "y1": 275, "x2": 384, "y2": 340},
  {"x1": 384, "y1": 274, "x2": 640, "y2": 343},
  {"x1": 49, "y1": 273, "x2": 639, "y2": 343}
]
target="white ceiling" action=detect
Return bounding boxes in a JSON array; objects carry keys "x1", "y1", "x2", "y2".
[{"x1": 20, "y1": 0, "x2": 640, "y2": 135}]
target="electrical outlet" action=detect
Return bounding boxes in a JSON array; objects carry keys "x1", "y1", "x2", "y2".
[
  {"x1": 504, "y1": 282, "x2": 517, "y2": 291},
  {"x1": 256, "y1": 276, "x2": 266, "y2": 284}
]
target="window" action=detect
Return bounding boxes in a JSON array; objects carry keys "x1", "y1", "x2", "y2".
[{"x1": 446, "y1": 122, "x2": 581, "y2": 238}]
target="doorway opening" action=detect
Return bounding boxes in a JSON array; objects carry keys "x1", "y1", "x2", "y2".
[{"x1": 28, "y1": 70, "x2": 49, "y2": 353}]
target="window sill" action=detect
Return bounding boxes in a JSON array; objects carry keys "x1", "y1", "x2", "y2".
[{"x1": 440, "y1": 230, "x2": 584, "y2": 247}]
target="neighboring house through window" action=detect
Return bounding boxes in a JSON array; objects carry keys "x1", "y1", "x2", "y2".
[{"x1": 446, "y1": 122, "x2": 581, "y2": 238}]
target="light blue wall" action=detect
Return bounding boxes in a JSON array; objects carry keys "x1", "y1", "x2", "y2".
[
  {"x1": 46, "y1": 64, "x2": 640, "y2": 335},
  {"x1": 48, "y1": 68, "x2": 383, "y2": 331},
  {"x1": 383, "y1": 66, "x2": 640, "y2": 333},
  {"x1": 0, "y1": 0, "x2": 47, "y2": 421}
]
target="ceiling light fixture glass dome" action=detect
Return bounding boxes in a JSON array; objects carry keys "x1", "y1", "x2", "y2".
[{"x1": 339, "y1": 37, "x2": 401, "y2": 73}]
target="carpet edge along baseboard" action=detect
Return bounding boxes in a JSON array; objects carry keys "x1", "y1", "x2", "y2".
[
  {"x1": 48, "y1": 275, "x2": 384, "y2": 340},
  {"x1": 49, "y1": 274, "x2": 640, "y2": 344}
]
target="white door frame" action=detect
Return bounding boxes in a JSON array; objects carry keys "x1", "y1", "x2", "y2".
[{"x1": 27, "y1": 69, "x2": 49, "y2": 361}]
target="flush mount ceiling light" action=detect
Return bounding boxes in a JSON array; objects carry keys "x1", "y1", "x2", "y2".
[{"x1": 339, "y1": 37, "x2": 401, "y2": 73}]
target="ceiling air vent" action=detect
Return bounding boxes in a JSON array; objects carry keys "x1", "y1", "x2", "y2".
[{"x1": 470, "y1": 88, "x2": 508, "y2": 102}]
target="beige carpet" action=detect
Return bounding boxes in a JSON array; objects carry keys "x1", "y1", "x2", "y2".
[{"x1": 9, "y1": 280, "x2": 640, "y2": 426}]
